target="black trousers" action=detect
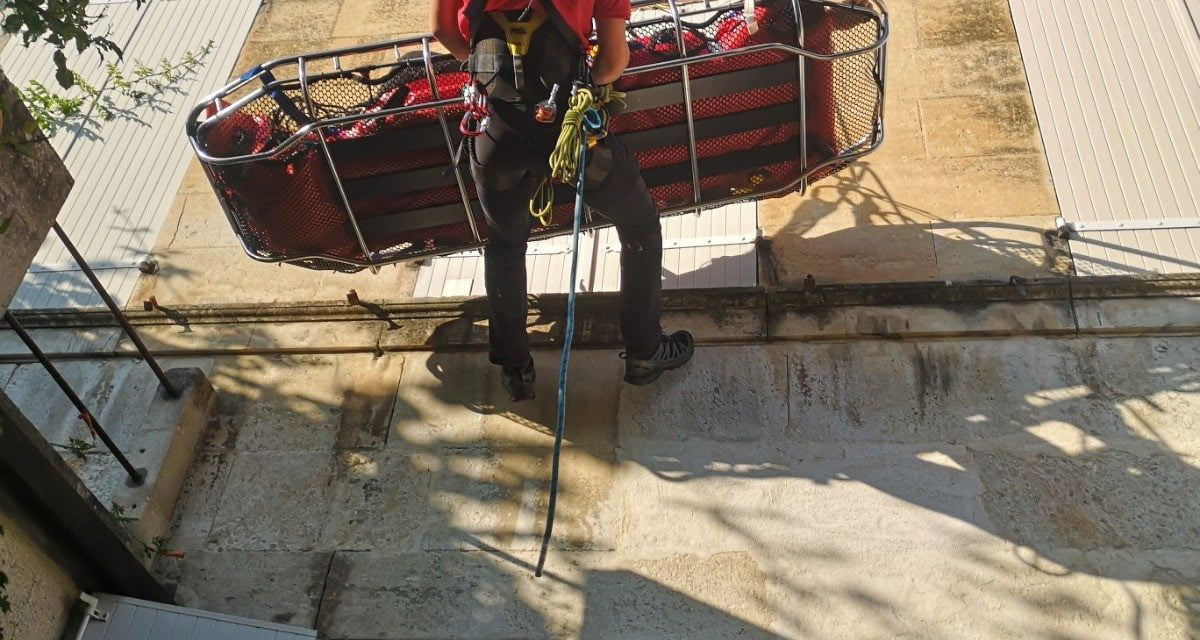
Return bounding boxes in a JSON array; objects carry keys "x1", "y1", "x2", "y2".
[{"x1": 469, "y1": 98, "x2": 664, "y2": 368}]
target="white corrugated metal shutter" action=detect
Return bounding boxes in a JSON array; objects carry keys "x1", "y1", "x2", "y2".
[
  {"x1": 79, "y1": 593, "x2": 316, "y2": 639},
  {"x1": 1, "y1": 0, "x2": 261, "y2": 309},
  {"x1": 1009, "y1": 0, "x2": 1200, "y2": 275},
  {"x1": 413, "y1": 202, "x2": 759, "y2": 297}
]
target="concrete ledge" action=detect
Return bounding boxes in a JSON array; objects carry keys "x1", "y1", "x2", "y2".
[
  {"x1": 114, "y1": 368, "x2": 215, "y2": 549},
  {"x1": 0, "y1": 392, "x2": 167, "y2": 600},
  {"x1": 0, "y1": 275, "x2": 1197, "y2": 360},
  {"x1": 2, "y1": 362, "x2": 215, "y2": 562}
]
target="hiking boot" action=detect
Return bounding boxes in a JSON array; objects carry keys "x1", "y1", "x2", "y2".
[
  {"x1": 500, "y1": 357, "x2": 536, "y2": 402},
  {"x1": 622, "y1": 330, "x2": 695, "y2": 386}
]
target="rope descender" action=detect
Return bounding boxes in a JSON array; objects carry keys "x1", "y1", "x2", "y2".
[
  {"x1": 459, "y1": 83, "x2": 491, "y2": 137},
  {"x1": 534, "y1": 83, "x2": 561, "y2": 124}
]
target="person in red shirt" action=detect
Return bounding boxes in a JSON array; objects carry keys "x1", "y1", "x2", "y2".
[
  {"x1": 431, "y1": 0, "x2": 694, "y2": 401},
  {"x1": 433, "y1": 0, "x2": 629, "y2": 84}
]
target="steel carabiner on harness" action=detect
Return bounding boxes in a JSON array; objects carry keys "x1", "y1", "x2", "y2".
[{"x1": 459, "y1": 83, "x2": 491, "y2": 137}]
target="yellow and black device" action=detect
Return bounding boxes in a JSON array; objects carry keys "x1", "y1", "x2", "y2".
[{"x1": 487, "y1": 11, "x2": 548, "y2": 91}]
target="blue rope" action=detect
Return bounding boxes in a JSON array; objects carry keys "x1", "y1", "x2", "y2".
[{"x1": 535, "y1": 128, "x2": 590, "y2": 577}]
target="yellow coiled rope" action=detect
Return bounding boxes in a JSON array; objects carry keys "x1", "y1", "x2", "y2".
[{"x1": 529, "y1": 84, "x2": 624, "y2": 226}]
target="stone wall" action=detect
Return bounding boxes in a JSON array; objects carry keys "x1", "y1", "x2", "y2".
[
  {"x1": 0, "y1": 64, "x2": 79, "y2": 640},
  {"x1": 0, "y1": 499, "x2": 80, "y2": 640},
  {"x1": 0, "y1": 65, "x2": 73, "y2": 311}
]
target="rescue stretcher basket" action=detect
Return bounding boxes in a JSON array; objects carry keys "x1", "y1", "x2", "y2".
[{"x1": 186, "y1": 0, "x2": 889, "y2": 272}]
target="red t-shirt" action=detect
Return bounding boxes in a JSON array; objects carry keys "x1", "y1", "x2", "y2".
[{"x1": 457, "y1": 0, "x2": 631, "y2": 49}]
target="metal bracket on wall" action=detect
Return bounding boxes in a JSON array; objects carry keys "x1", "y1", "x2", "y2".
[{"x1": 1056, "y1": 216, "x2": 1200, "y2": 236}]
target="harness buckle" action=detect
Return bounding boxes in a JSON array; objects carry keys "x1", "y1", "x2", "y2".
[{"x1": 487, "y1": 11, "x2": 548, "y2": 92}]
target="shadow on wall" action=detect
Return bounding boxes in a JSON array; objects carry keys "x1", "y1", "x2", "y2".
[
  {"x1": 409, "y1": 316, "x2": 1200, "y2": 637},
  {"x1": 8, "y1": 214, "x2": 163, "y2": 311},
  {"x1": 109, "y1": 168, "x2": 1200, "y2": 638},
  {"x1": 143, "y1": 343, "x2": 786, "y2": 638},
  {"x1": 102, "y1": 271, "x2": 1200, "y2": 638},
  {"x1": 758, "y1": 161, "x2": 1076, "y2": 286},
  {"x1": 6, "y1": 198, "x2": 1199, "y2": 637}
]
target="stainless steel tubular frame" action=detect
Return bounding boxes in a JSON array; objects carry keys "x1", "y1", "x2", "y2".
[
  {"x1": 191, "y1": 55, "x2": 885, "y2": 165},
  {"x1": 187, "y1": 2, "x2": 887, "y2": 165},
  {"x1": 790, "y1": 0, "x2": 809, "y2": 195},
  {"x1": 299, "y1": 55, "x2": 380, "y2": 272},
  {"x1": 422, "y1": 37, "x2": 483, "y2": 242},
  {"x1": 186, "y1": 0, "x2": 887, "y2": 269},
  {"x1": 873, "y1": 1, "x2": 889, "y2": 152},
  {"x1": 665, "y1": 0, "x2": 703, "y2": 209}
]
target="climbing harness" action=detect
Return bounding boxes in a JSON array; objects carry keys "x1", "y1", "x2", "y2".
[
  {"x1": 535, "y1": 85, "x2": 603, "y2": 578},
  {"x1": 485, "y1": 10, "x2": 549, "y2": 90}
]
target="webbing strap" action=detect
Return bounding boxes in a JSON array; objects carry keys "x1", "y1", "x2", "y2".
[
  {"x1": 243, "y1": 66, "x2": 313, "y2": 127},
  {"x1": 464, "y1": 0, "x2": 489, "y2": 41},
  {"x1": 465, "y1": 0, "x2": 583, "y2": 53},
  {"x1": 534, "y1": 0, "x2": 586, "y2": 53}
]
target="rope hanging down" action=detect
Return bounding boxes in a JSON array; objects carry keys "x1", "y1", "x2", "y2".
[{"x1": 535, "y1": 86, "x2": 605, "y2": 577}]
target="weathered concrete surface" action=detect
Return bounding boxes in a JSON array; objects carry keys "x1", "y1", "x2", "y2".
[
  {"x1": 149, "y1": 333, "x2": 1199, "y2": 638},
  {"x1": 114, "y1": 369, "x2": 216, "y2": 545},
  {"x1": 758, "y1": 0, "x2": 1064, "y2": 287},
  {"x1": 1, "y1": 358, "x2": 216, "y2": 555},
  {"x1": 0, "y1": 67, "x2": 73, "y2": 311},
  {"x1": 130, "y1": 0, "x2": 429, "y2": 309},
  {"x1": 8, "y1": 277, "x2": 1199, "y2": 364},
  {"x1": 0, "y1": 502, "x2": 79, "y2": 640},
  {"x1": 135, "y1": 0, "x2": 1066, "y2": 308}
]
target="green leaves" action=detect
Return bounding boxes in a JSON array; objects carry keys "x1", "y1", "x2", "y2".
[
  {"x1": 1, "y1": 0, "x2": 146, "y2": 88},
  {"x1": 18, "y1": 42, "x2": 214, "y2": 137},
  {"x1": 0, "y1": 215, "x2": 12, "y2": 235}
]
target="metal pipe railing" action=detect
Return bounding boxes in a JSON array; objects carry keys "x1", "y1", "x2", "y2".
[
  {"x1": 666, "y1": 0, "x2": 704, "y2": 209},
  {"x1": 2, "y1": 311, "x2": 145, "y2": 486},
  {"x1": 50, "y1": 222, "x2": 182, "y2": 399},
  {"x1": 299, "y1": 56, "x2": 381, "y2": 272},
  {"x1": 188, "y1": 5, "x2": 888, "y2": 166}
]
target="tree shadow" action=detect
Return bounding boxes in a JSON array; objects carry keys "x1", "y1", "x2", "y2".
[
  {"x1": 118, "y1": 273, "x2": 1200, "y2": 639},
  {"x1": 126, "y1": 149, "x2": 1200, "y2": 640},
  {"x1": 5, "y1": 171, "x2": 1197, "y2": 638},
  {"x1": 758, "y1": 161, "x2": 1072, "y2": 287}
]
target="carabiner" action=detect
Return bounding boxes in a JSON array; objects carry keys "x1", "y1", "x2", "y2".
[
  {"x1": 459, "y1": 83, "x2": 491, "y2": 137},
  {"x1": 459, "y1": 112, "x2": 490, "y2": 137}
]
